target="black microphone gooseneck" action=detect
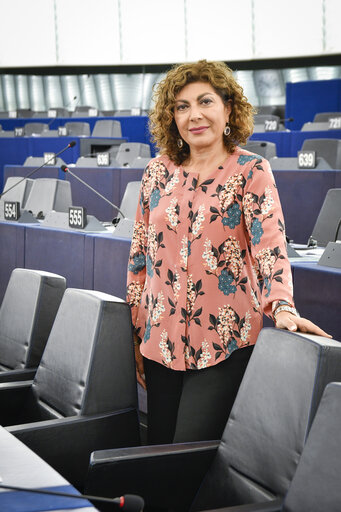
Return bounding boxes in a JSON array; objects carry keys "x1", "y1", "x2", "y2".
[
  {"x1": 0, "y1": 483, "x2": 144, "y2": 511},
  {"x1": 0, "y1": 141, "x2": 77, "y2": 199},
  {"x1": 61, "y1": 164, "x2": 125, "y2": 220}
]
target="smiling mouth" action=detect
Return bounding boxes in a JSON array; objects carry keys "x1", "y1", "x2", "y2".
[{"x1": 189, "y1": 126, "x2": 209, "y2": 134}]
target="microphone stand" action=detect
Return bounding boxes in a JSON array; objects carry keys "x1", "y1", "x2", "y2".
[
  {"x1": 0, "y1": 141, "x2": 77, "y2": 199},
  {"x1": 61, "y1": 165, "x2": 125, "y2": 220},
  {"x1": 0, "y1": 483, "x2": 144, "y2": 511}
]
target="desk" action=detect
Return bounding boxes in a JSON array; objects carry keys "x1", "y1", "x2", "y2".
[
  {"x1": 0, "y1": 115, "x2": 151, "y2": 149},
  {"x1": 3, "y1": 165, "x2": 144, "y2": 222},
  {"x1": 290, "y1": 260, "x2": 341, "y2": 341},
  {"x1": 0, "y1": 426, "x2": 96, "y2": 511},
  {"x1": 0, "y1": 136, "x2": 79, "y2": 191},
  {"x1": 273, "y1": 170, "x2": 341, "y2": 244},
  {"x1": 1, "y1": 222, "x2": 340, "y2": 341}
]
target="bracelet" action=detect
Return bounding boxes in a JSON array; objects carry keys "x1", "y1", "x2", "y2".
[{"x1": 273, "y1": 305, "x2": 300, "y2": 320}]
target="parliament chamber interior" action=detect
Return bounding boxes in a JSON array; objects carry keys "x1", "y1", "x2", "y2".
[{"x1": 0, "y1": 0, "x2": 341, "y2": 510}]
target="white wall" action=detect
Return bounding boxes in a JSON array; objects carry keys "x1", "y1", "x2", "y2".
[{"x1": 0, "y1": 0, "x2": 340, "y2": 67}]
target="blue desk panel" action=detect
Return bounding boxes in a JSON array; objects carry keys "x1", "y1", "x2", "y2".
[
  {"x1": 0, "y1": 136, "x2": 79, "y2": 191},
  {"x1": 273, "y1": 170, "x2": 339, "y2": 244},
  {"x1": 90, "y1": 233, "x2": 131, "y2": 300},
  {"x1": 249, "y1": 131, "x2": 291, "y2": 157},
  {"x1": 0, "y1": 221, "x2": 25, "y2": 302},
  {"x1": 291, "y1": 260, "x2": 341, "y2": 341},
  {"x1": 286, "y1": 79, "x2": 341, "y2": 130},
  {"x1": 64, "y1": 167, "x2": 121, "y2": 222},
  {"x1": 24, "y1": 225, "x2": 94, "y2": 291}
]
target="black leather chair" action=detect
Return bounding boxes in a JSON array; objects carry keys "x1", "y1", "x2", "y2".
[
  {"x1": 85, "y1": 328, "x2": 341, "y2": 511},
  {"x1": 0, "y1": 268, "x2": 66, "y2": 383},
  {"x1": 196, "y1": 381, "x2": 341, "y2": 512},
  {"x1": 0, "y1": 288, "x2": 140, "y2": 490}
]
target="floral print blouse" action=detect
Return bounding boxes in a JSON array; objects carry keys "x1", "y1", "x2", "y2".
[{"x1": 127, "y1": 147, "x2": 294, "y2": 371}]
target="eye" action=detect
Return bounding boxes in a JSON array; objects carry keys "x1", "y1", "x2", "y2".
[
  {"x1": 200, "y1": 97, "x2": 213, "y2": 106},
  {"x1": 175, "y1": 103, "x2": 188, "y2": 112}
]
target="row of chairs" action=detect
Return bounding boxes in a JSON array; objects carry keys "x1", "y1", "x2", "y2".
[
  {"x1": 0, "y1": 119, "x2": 122, "y2": 138},
  {"x1": 0, "y1": 176, "x2": 140, "y2": 221},
  {"x1": 0, "y1": 268, "x2": 140, "y2": 491},
  {"x1": 1, "y1": 269, "x2": 341, "y2": 510},
  {"x1": 0, "y1": 107, "x2": 149, "y2": 118},
  {"x1": 245, "y1": 138, "x2": 341, "y2": 170},
  {"x1": 21, "y1": 141, "x2": 151, "y2": 168}
]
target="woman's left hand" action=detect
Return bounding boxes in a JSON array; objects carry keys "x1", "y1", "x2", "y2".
[{"x1": 275, "y1": 311, "x2": 332, "y2": 338}]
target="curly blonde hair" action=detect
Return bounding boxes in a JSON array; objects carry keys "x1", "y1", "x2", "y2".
[{"x1": 149, "y1": 60, "x2": 255, "y2": 165}]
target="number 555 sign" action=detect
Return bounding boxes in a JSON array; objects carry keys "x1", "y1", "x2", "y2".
[{"x1": 68, "y1": 206, "x2": 87, "y2": 229}]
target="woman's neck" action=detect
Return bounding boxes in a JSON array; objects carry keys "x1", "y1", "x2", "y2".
[{"x1": 183, "y1": 144, "x2": 229, "y2": 173}]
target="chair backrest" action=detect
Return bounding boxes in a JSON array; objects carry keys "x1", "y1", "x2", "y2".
[
  {"x1": 92, "y1": 120, "x2": 122, "y2": 137},
  {"x1": 72, "y1": 106, "x2": 98, "y2": 117},
  {"x1": 0, "y1": 177, "x2": 34, "y2": 208},
  {"x1": 130, "y1": 157, "x2": 151, "y2": 169},
  {"x1": 313, "y1": 111, "x2": 341, "y2": 122},
  {"x1": 120, "y1": 181, "x2": 141, "y2": 219},
  {"x1": 311, "y1": 188, "x2": 341, "y2": 246},
  {"x1": 116, "y1": 143, "x2": 151, "y2": 167},
  {"x1": 282, "y1": 382, "x2": 341, "y2": 512},
  {"x1": 24, "y1": 123, "x2": 49, "y2": 135},
  {"x1": 301, "y1": 138, "x2": 341, "y2": 169},
  {"x1": 0, "y1": 269, "x2": 66, "y2": 370},
  {"x1": 75, "y1": 156, "x2": 120, "y2": 167},
  {"x1": 269, "y1": 156, "x2": 331, "y2": 170},
  {"x1": 32, "y1": 289, "x2": 138, "y2": 417},
  {"x1": 244, "y1": 141, "x2": 277, "y2": 159},
  {"x1": 24, "y1": 178, "x2": 72, "y2": 217},
  {"x1": 64, "y1": 122, "x2": 91, "y2": 136},
  {"x1": 191, "y1": 328, "x2": 341, "y2": 510},
  {"x1": 23, "y1": 156, "x2": 65, "y2": 167}
]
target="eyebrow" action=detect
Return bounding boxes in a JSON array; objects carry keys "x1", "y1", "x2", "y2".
[{"x1": 175, "y1": 92, "x2": 215, "y2": 104}]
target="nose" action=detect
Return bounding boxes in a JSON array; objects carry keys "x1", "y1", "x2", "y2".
[{"x1": 190, "y1": 104, "x2": 203, "y2": 121}]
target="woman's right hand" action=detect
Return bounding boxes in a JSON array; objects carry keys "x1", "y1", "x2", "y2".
[{"x1": 134, "y1": 334, "x2": 146, "y2": 390}]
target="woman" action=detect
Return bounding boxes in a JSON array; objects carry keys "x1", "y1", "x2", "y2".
[{"x1": 127, "y1": 60, "x2": 330, "y2": 445}]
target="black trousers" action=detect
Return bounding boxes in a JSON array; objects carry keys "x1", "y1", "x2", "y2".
[{"x1": 143, "y1": 345, "x2": 254, "y2": 445}]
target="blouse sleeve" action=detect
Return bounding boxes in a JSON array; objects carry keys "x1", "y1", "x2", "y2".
[
  {"x1": 126, "y1": 165, "x2": 150, "y2": 332},
  {"x1": 242, "y1": 157, "x2": 295, "y2": 317}
]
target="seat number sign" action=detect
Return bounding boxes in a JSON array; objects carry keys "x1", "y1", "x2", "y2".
[
  {"x1": 68, "y1": 206, "x2": 87, "y2": 229},
  {"x1": 264, "y1": 119, "x2": 279, "y2": 131},
  {"x1": 97, "y1": 152, "x2": 110, "y2": 166},
  {"x1": 297, "y1": 150, "x2": 316, "y2": 169},
  {"x1": 328, "y1": 117, "x2": 341, "y2": 130},
  {"x1": 4, "y1": 201, "x2": 20, "y2": 220}
]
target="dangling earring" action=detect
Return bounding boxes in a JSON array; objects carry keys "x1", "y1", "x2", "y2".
[
  {"x1": 224, "y1": 123, "x2": 231, "y2": 137},
  {"x1": 177, "y1": 137, "x2": 184, "y2": 149}
]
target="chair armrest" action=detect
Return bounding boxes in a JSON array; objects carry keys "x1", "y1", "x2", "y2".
[
  {"x1": 0, "y1": 368, "x2": 37, "y2": 383},
  {"x1": 8, "y1": 407, "x2": 140, "y2": 491},
  {"x1": 201, "y1": 499, "x2": 282, "y2": 511},
  {"x1": 85, "y1": 440, "x2": 219, "y2": 511},
  {"x1": 0, "y1": 381, "x2": 34, "y2": 425}
]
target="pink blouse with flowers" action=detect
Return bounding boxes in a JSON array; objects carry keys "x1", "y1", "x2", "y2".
[{"x1": 126, "y1": 147, "x2": 294, "y2": 371}]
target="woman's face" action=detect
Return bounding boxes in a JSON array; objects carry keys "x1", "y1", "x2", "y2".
[{"x1": 173, "y1": 81, "x2": 231, "y2": 153}]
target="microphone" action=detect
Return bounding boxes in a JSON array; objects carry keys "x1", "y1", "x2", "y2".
[
  {"x1": 61, "y1": 164, "x2": 125, "y2": 221},
  {"x1": 0, "y1": 141, "x2": 77, "y2": 199},
  {"x1": 0, "y1": 483, "x2": 144, "y2": 511}
]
